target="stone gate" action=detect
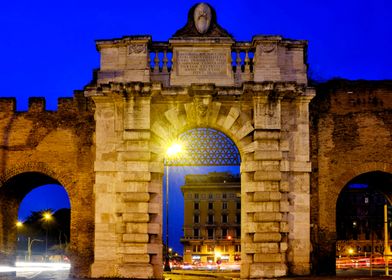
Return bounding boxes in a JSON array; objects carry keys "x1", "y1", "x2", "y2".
[{"x1": 85, "y1": 3, "x2": 313, "y2": 278}]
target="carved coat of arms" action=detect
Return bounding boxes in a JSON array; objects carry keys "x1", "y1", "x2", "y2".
[{"x1": 194, "y1": 3, "x2": 212, "y2": 34}]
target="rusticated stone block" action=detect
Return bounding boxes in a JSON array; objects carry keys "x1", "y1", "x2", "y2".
[
  {"x1": 117, "y1": 264, "x2": 154, "y2": 279},
  {"x1": 254, "y1": 171, "x2": 281, "y2": 181},
  {"x1": 91, "y1": 261, "x2": 116, "y2": 277},
  {"x1": 280, "y1": 221, "x2": 290, "y2": 233},
  {"x1": 280, "y1": 200, "x2": 290, "y2": 212},
  {"x1": 122, "y1": 171, "x2": 151, "y2": 182},
  {"x1": 147, "y1": 243, "x2": 161, "y2": 254},
  {"x1": 245, "y1": 181, "x2": 280, "y2": 192},
  {"x1": 94, "y1": 245, "x2": 117, "y2": 261},
  {"x1": 120, "y1": 202, "x2": 149, "y2": 213},
  {"x1": 254, "y1": 252, "x2": 284, "y2": 262},
  {"x1": 254, "y1": 191, "x2": 282, "y2": 201},
  {"x1": 122, "y1": 233, "x2": 149, "y2": 243},
  {"x1": 244, "y1": 222, "x2": 280, "y2": 233},
  {"x1": 119, "y1": 151, "x2": 151, "y2": 161},
  {"x1": 117, "y1": 244, "x2": 148, "y2": 254},
  {"x1": 147, "y1": 223, "x2": 160, "y2": 234},
  {"x1": 243, "y1": 242, "x2": 279, "y2": 254},
  {"x1": 280, "y1": 242, "x2": 288, "y2": 252},
  {"x1": 122, "y1": 213, "x2": 149, "y2": 222},
  {"x1": 122, "y1": 254, "x2": 150, "y2": 263},
  {"x1": 254, "y1": 232, "x2": 281, "y2": 242},
  {"x1": 115, "y1": 182, "x2": 149, "y2": 193},
  {"x1": 254, "y1": 150, "x2": 282, "y2": 160},
  {"x1": 126, "y1": 223, "x2": 148, "y2": 234},
  {"x1": 254, "y1": 212, "x2": 282, "y2": 222},
  {"x1": 250, "y1": 262, "x2": 287, "y2": 278},
  {"x1": 148, "y1": 202, "x2": 160, "y2": 214},
  {"x1": 245, "y1": 201, "x2": 280, "y2": 213},
  {"x1": 122, "y1": 192, "x2": 150, "y2": 202}
]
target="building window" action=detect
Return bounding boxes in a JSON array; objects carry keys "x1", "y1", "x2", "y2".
[
  {"x1": 207, "y1": 228, "x2": 214, "y2": 239},
  {"x1": 194, "y1": 193, "x2": 199, "y2": 199},
  {"x1": 222, "y1": 193, "x2": 227, "y2": 199},
  {"x1": 194, "y1": 214, "x2": 200, "y2": 223},
  {"x1": 222, "y1": 202, "x2": 227, "y2": 209},
  {"x1": 235, "y1": 245, "x2": 241, "y2": 252},
  {"x1": 194, "y1": 202, "x2": 199, "y2": 210},
  {"x1": 236, "y1": 213, "x2": 241, "y2": 223},
  {"x1": 208, "y1": 202, "x2": 213, "y2": 210},
  {"x1": 236, "y1": 227, "x2": 241, "y2": 238},
  {"x1": 222, "y1": 245, "x2": 228, "y2": 252},
  {"x1": 207, "y1": 245, "x2": 214, "y2": 252},
  {"x1": 222, "y1": 214, "x2": 228, "y2": 223},
  {"x1": 193, "y1": 228, "x2": 199, "y2": 238},
  {"x1": 208, "y1": 214, "x2": 214, "y2": 224},
  {"x1": 222, "y1": 228, "x2": 228, "y2": 238},
  {"x1": 208, "y1": 193, "x2": 213, "y2": 199},
  {"x1": 193, "y1": 245, "x2": 201, "y2": 252},
  {"x1": 236, "y1": 202, "x2": 241, "y2": 210}
]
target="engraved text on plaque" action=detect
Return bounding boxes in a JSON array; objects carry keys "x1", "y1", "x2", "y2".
[{"x1": 177, "y1": 52, "x2": 227, "y2": 76}]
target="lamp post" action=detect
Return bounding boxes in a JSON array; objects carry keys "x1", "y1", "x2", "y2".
[
  {"x1": 164, "y1": 143, "x2": 182, "y2": 272},
  {"x1": 43, "y1": 212, "x2": 52, "y2": 261},
  {"x1": 27, "y1": 237, "x2": 43, "y2": 261}
]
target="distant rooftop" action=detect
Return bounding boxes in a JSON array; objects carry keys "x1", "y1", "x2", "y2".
[{"x1": 184, "y1": 172, "x2": 240, "y2": 184}]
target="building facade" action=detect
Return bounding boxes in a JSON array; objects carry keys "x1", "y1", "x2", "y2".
[{"x1": 181, "y1": 172, "x2": 241, "y2": 265}]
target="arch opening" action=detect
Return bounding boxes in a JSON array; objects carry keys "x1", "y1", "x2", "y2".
[
  {"x1": 0, "y1": 172, "x2": 71, "y2": 270},
  {"x1": 162, "y1": 127, "x2": 241, "y2": 272},
  {"x1": 336, "y1": 171, "x2": 392, "y2": 275}
]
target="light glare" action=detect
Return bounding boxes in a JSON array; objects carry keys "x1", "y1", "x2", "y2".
[
  {"x1": 166, "y1": 143, "x2": 182, "y2": 157},
  {"x1": 43, "y1": 212, "x2": 52, "y2": 221}
]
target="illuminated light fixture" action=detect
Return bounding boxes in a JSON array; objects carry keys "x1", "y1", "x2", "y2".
[
  {"x1": 43, "y1": 212, "x2": 52, "y2": 221},
  {"x1": 16, "y1": 221, "x2": 23, "y2": 228},
  {"x1": 166, "y1": 143, "x2": 182, "y2": 157}
]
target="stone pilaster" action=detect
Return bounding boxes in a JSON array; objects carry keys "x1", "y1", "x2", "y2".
[
  {"x1": 281, "y1": 88, "x2": 315, "y2": 275},
  {"x1": 89, "y1": 83, "x2": 162, "y2": 279},
  {"x1": 241, "y1": 88, "x2": 287, "y2": 279}
]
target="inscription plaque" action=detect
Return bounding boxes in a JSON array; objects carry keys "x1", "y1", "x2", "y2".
[{"x1": 177, "y1": 52, "x2": 227, "y2": 76}]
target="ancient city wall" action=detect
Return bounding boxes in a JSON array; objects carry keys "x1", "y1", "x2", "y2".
[
  {"x1": 310, "y1": 80, "x2": 392, "y2": 274},
  {"x1": 0, "y1": 94, "x2": 95, "y2": 277}
]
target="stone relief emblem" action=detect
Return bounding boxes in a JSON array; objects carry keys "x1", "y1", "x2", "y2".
[
  {"x1": 260, "y1": 43, "x2": 276, "y2": 53},
  {"x1": 194, "y1": 3, "x2": 212, "y2": 34},
  {"x1": 196, "y1": 101, "x2": 208, "y2": 117},
  {"x1": 128, "y1": 44, "x2": 146, "y2": 55}
]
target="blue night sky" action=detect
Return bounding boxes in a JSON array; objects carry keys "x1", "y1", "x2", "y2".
[{"x1": 2, "y1": 0, "x2": 391, "y2": 253}]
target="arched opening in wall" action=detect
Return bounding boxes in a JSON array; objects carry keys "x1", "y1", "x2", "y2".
[
  {"x1": 163, "y1": 128, "x2": 241, "y2": 272},
  {"x1": 0, "y1": 172, "x2": 71, "y2": 270},
  {"x1": 336, "y1": 171, "x2": 392, "y2": 276}
]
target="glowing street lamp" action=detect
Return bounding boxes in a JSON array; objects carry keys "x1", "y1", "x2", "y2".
[
  {"x1": 42, "y1": 212, "x2": 52, "y2": 260},
  {"x1": 164, "y1": 142, "x2": 182, "y2": 272}
]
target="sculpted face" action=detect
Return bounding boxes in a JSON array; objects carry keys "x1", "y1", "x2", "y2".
[{"x1": 194, "y1": 3, "x2": 212, "y2": 34}]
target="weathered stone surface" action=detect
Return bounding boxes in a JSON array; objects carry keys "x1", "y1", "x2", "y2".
[
  {"x1": 254, "y1": 232, "x2": 282, "y2": 242},
  {"x1": 310, "y1": 80, "x2": 392, "y2": 275}
]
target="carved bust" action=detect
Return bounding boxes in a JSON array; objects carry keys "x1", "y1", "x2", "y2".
[{"x1": 193, "y1": 3, "x2": 212, "y2": 34}]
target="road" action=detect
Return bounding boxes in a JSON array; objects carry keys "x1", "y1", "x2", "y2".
[{"x1": 1, "y1": 267, "x2": 392, "y2": 279}]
